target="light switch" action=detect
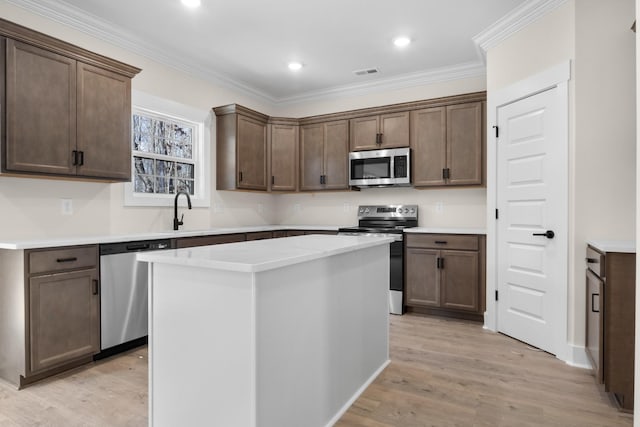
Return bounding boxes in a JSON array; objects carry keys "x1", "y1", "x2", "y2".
[{"x1": 435, "y1": 202, "x2": 444, "y2": 213}]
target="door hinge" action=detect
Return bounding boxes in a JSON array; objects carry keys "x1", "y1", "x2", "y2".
[
  {"x1": 495, "y1": 208, "x2": 499, "y2": 219},
  {"x1": 495, "y1": 290, "x2": 499, "y2": 301},
  {"x1": 493, "y1": 125, "x2": 499, "y2": 138}
]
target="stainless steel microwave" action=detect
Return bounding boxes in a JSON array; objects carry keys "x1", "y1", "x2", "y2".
[{"x1": 348, "y1": 147, "x2": 411, "y2": 187}]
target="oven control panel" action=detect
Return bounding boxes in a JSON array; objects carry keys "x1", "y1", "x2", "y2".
[{"x1": 357, "y1": 204, "x2": 418, "y2": 220}]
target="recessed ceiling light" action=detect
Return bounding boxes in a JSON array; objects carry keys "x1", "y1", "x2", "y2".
[
  {"x1": 288, "y1": 62, "x2": 303, "y2": 71},
  {"x1": 181, "y1": 0, "x2": 201, "y2": 8},
  {"x1": 393, "y1": 37, "x2": 411, "y2": 48}
]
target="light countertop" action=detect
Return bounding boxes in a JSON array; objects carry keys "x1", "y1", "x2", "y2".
[
  {"x1": 137, "y1": 234, "x2": 394, "y2": 273},
  {"x1": 405, "y1": 227, "x2": 487, "y2": 235},
  {"x1": 0, "y1": 225, "x2": 346, "y2": 250},
  {"x1": 587, "y1": 240, "x2": 635, "y2": 254}
]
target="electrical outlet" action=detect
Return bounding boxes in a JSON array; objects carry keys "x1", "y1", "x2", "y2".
[
  {"x1": 435, "y1": 202, "x2": 444, "y2": 213},
  {"x1": 343, "y1": 203, "x2": 351, "y2": 213},
  {"x1": 61, "y1": 198, "x2": 73, "y2": 215}
]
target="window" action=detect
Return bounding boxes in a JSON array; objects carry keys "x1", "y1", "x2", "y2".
[
  {"x1": 124, "y1": 92, "x2": 210, "y2": 207},
  {"x1": 132, "y1": 111, "x2": 196, "y2": 195}
]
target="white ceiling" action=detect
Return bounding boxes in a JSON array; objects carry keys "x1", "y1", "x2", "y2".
[{"x1": 9, "y1": 0, "x2": 535, "y2": 104}]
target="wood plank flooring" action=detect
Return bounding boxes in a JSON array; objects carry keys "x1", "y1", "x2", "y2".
[{"x1": 0, "y1": 314, "x2": 633, "y2": 426}]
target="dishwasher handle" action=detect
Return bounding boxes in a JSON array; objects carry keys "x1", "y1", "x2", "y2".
[{"x1": 126, "y1": 243, "x2": 150, "y2": 251}]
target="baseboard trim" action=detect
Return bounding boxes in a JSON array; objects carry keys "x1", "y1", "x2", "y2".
[{"x1": 565, "y1": 343, "x2": 592, "y2": 369}]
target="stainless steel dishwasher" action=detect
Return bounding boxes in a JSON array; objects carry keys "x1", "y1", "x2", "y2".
[{"x1": 99, "y1": 239, "x2": 172, "y2": 353}]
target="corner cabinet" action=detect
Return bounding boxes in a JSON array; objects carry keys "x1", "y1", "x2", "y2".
[
  {"x1": 269, "y1": 119, "x2": 298, "y2": 192},
  {"x1": 411, "y1": 102, "x2": 484, "y2": 187},
  {"x1": 0, "y1": 19, "x2": 140, "y2": 181},
  {"x1": 214, "y1": 104, "x2": 268, "y2": 191},
  {"x1": 300, "y1": 120, "x2": 349, "y2": 191},
  {"x1": 405, "y1": 233, "x2": 486, "y2": 321}
]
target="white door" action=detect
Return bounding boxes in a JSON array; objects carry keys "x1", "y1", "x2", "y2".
[{"x1": 496, "y1": 87, "x2": 567, "y2": 355}]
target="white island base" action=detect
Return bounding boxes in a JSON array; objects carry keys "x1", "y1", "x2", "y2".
[{"x1": 139, "y1": 235, "x2": 391, "y2": 427}]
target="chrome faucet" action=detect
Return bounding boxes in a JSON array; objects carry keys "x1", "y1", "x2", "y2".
[{"x1": 173, "y1": 191, "x2": 192, "y2": 230}]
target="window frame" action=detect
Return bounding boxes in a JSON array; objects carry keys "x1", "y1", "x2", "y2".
[{"x1": 124, "y1": 91, "x2": 210, "y2": 207}]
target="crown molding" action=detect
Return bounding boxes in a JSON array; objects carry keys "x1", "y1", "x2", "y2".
[
  {"x1": 5, "y1": 0, "x2": 485, "y2": 106},
  {"x1": 4, "y1": 0, "x2": 277, "y2": 104},
  {"x1": 472, "y1": 0, "x2": 569, "y2": 63},
  {"x1": 274, "y1": 62, "x2": 486, "y2": 106}
]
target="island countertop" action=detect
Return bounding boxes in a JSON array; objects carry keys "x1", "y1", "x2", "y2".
[{"x1": 137, "y1": 234, "x2": 394, "y2": 273}]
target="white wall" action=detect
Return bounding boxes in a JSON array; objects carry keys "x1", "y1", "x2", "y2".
[
  {"x1": 635, "y1": 0, "x2": 640, "y2": 421},
  {"x1": 486, "y1": 0, "x2": 636, "y2": 354}
]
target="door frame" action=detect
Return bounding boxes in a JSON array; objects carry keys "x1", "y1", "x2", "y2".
[{"x1": 486, "y1": 61, "x2": 571, "y2": 362}]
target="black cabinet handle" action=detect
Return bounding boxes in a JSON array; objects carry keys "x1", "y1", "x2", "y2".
[
  {"x1": 92, "y1": 279, "x2": 100, "y2": 296},
  {"x1": 239, "y1": 171, "x2": 243, "y2": 182},
  {"x1": 271, "y1": 176, "x2": 275, "y2": 185},
  {"x1": 586, "y1": 257, "x2": 597, "y2": 263},
  {"x1": 443, "y1": 168, "x2": 450, "y2": 179},
  {"x1": 532, "y1": 230, "x2": 555, "y2": 239},
  {"x1": 56, "y1": 257, "x2": 77, "y2": 263},
  {"x1": 78, "y1": 151, "x2": 84, "y2": 166},
  {"x1": 72, "y1": 150, "x2": 78, "y2": 166},
  {"x1": 437, "y1": 257, "x2": 444, "y2": 269},
  {"x1": 591, "y1": 293, "x2": 599, "y2": 313},
  {"x1": 434, "y1": 240, "x2": 447, "y2": 245},
  {"x1": 320, "y1": 175, "x2": 326, "y2": 185}
]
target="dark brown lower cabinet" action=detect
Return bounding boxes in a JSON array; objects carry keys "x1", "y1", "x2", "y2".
[
  {"x1": 175, "y1": 233, "x2": 245, "y2": 248},
  {"x1": 585, "y1": 245, "x2": 635, "y2": 411},
  {"x1": 29, "y1": 268, "x2": 99, "y2": 373},
  {"x1": 405, "y1": 233, "x2": 485, "y2": 321}
]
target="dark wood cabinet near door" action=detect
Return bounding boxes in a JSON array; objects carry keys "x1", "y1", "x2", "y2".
[
  {"x1": 405, "y1": 233, "x2": 485, "y2": 321},
  {"x1": 0, "y1": 19, "x2": 140, "y2": 181},
  {"x1": 411, "y1": 102, "x2": 484, "y2": 187},
  {"x1": 585, "y1": 244, "x2": 635, "y2": 411}
]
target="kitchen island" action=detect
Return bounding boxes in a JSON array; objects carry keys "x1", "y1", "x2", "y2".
[{"x1": 137, "y1": 234, "x2": 393, "y2": 427}]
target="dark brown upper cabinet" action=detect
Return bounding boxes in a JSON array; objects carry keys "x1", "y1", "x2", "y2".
[
  {"x1": 269, "y1": 119, "x2": 298, "y2": 192},
  {"x1": 300, "y1": 120, "x2": 349, "y2": 191},
  {"x1": 215, "y1": 104, "x2": 269, "y2": 191},
  {"x1": 349, "y1": 111, "x2": 409, "y2": 151},
  {"x1": 0, "y1": 19, "x2": 140, "y2": 181},
  {"x1": 411, "y1": 101, "x2": 484, "y2": 187}
]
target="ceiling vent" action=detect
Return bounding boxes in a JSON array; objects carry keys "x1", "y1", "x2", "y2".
[{"x1": 353, "y1": 67, "x2": 379, "y2": 76}]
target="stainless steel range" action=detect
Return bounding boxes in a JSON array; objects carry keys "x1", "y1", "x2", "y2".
[{"x1": 338, "y1": 204, "x2": 418, "y2": 315}]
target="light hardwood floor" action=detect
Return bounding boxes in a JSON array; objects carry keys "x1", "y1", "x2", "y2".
[{"x1": 0, "y1": 314, "x2": 633, "y2": 426}]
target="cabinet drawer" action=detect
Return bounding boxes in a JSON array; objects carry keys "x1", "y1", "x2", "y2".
[
  {"x1": 29, "y1": 245, "x2": 98, "y2": 275},
  {"x1": 246, "y1": 231, "x2": 273, "y2": 241},
  {"x1": 586, "y1": 246, "x2": 605, "y2": 278},
  {"x1": 176, "y1": 234, "x2": 246, "y2": 248},
  {"x1": 406, "y1": 234, "x2": 478, "y2": 251}
]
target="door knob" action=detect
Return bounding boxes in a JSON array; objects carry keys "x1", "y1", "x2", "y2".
[{"x1": 532, "y1": 230, "x2": 555, "y2": 239}]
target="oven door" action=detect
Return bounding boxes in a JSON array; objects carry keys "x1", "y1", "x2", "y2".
[{"x1": 349, "y1": 153, "x2": 393, "y2": 186}]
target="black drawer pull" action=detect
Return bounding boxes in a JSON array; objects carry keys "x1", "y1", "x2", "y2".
[
  {"x1": 434, "y1": 240, "x2": 448, "y2": 244},
  {"x1": 591, "y1": 293, "x2": 599, "y2": 313},
  {"x1": 586, "y1": 258, "x2": 598, "y2": 263},
  {"x1": 92, "y1": 279, "x2": 100, "y2": 296},
  {"x1": 56, "y1": 257, "x2": 78, "y2": 263}
]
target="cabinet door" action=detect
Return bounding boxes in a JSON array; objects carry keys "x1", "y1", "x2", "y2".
[
  {"x1": 440, "y1": 250, "x2": 479, "y2": 312},
  {"x1": 349, "y1": 115, "x2": 379, "y2": 151},
  {"x1": 323, "y1": 120, "x2": 349, "y2": 190},
  {"x1": 405, "y1": 248, "x2": 440, "y2": 307},
  {"x1": 300, "y1": 123, "x2": 325, "y2": 191},
  {"x1": 5, "y1": 40, "x2": 77, "y2": 175},
  {"x1": 446, "y1": 102, "x2": 482, "y2": 186},
  {"x1": 379, "y1": 111, "x2": 409, "y2": 148},
  {"x1": 411, "y1": 107, "x2": 447, "y2": 186},
  {"x1": 77, "y1": 63, "x2": 132, "y2": 180},
  {"x1": 237, "y1": 115, "x2": 267, "y2": 190},
  {"x1": 270, "y1": 124, "x2": 298, "y2": 191},
  {"x1": 29, "y1": 269, "x2": 99, "y2": 373}
]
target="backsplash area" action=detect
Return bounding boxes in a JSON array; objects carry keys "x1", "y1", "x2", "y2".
[{"x1": 275, "y1": 187, "x2": 486, "y2": 228}]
